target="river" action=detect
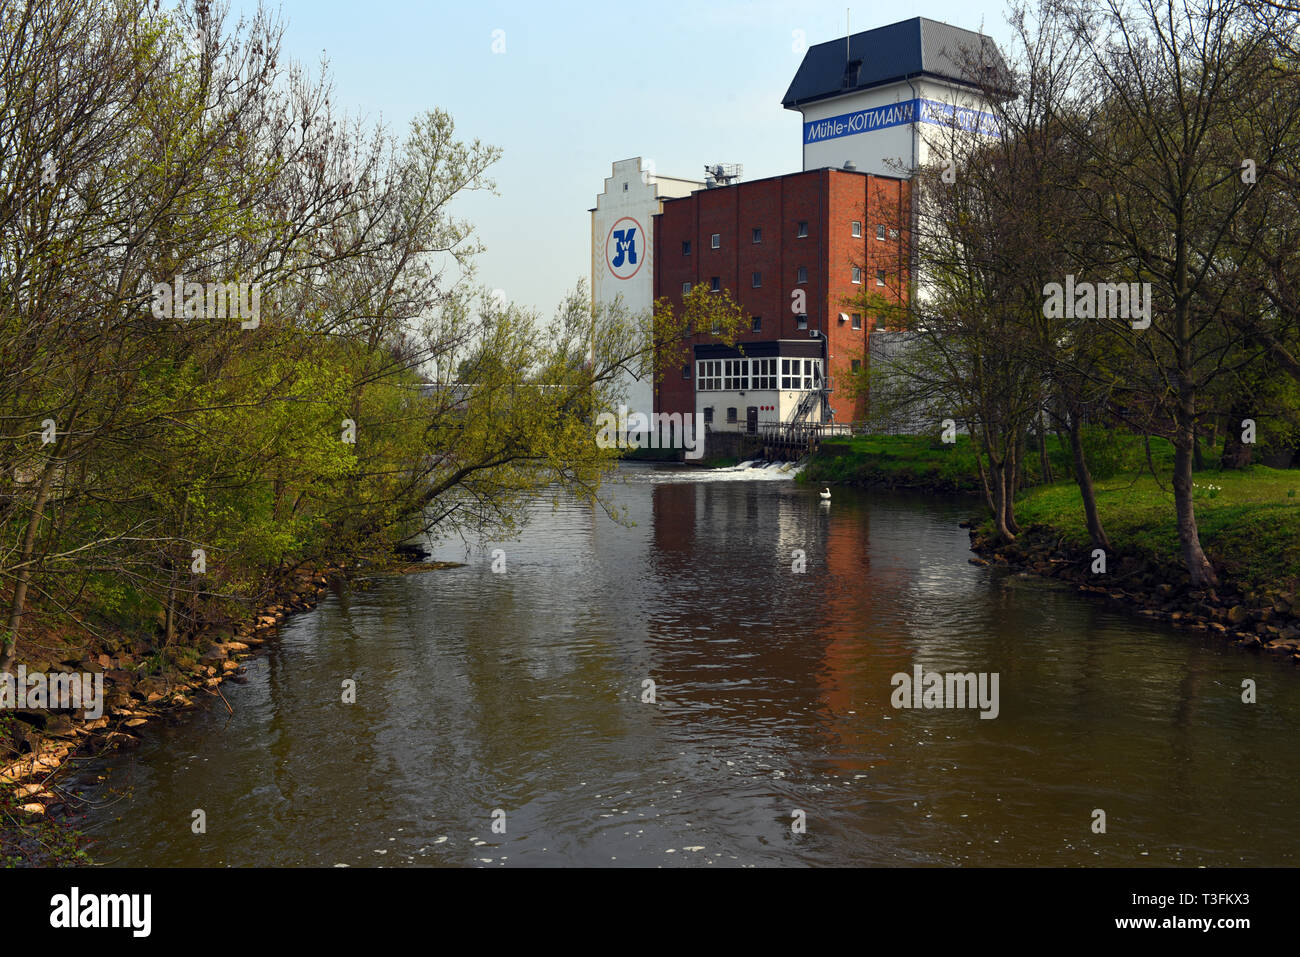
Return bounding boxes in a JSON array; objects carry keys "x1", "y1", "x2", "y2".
[{"x1": 70, "y1": 463, "x2": 1300, "y2": 866}]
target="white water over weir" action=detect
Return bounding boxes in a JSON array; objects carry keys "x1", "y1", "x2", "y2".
[{"x1": 629, "y1": 459, "x2": 805, "y2": 483}]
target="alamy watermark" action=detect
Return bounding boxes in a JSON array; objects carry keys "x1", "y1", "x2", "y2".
[
  {"x1": 1, "y1": 666, "x2": 104, "y2": 719},
  {"x1": 890, "y1": 665, "x2": 999, "y2": 719},
  {"x1": 1042, "y1": 275, "x2": 1151, "y2": 329},
  {"x1": 595, "y1": 405, "x2": 706, "y2": 460},
  {"x1": 150, "y1": 274, "x2": 261, "y2": 329}
]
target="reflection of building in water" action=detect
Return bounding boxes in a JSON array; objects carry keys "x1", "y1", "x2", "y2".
[{"x1": 645, "y1": 482, "x2": 941, "y2": 771}]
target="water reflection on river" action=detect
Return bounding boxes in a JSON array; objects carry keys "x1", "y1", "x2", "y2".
[{"x1": 72, "y1": 464, "x2": 1300, "y2": 866}]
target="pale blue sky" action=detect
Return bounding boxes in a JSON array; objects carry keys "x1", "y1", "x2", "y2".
[{"x1": 229, "y1": 0, "x2": 1012, "y2": 315}]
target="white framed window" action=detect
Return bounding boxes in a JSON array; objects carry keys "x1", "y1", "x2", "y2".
[
  {"x1": 751, "y1": 358, "x2": 776, "y2": 389},
  {"x1": 852, "y1": 221, "x2": 862, "y2": 237},
  {"x1": 780, "y1": 358, "x2": 798, "y2": 390},
  {"x1": 797, "y1": 221, "x2": 808, "y2": 238},
  {"x1": 876, "y1": 269, "x2": 886, "y2": 286},
  {"x1": 697, "y1": 359, "x2": 722, "y2": 390},
  {"x1": 711, "y1": 233, "x2": 720, "y2": 249},
  {"x1": 851, "y1": 313, "x2": 862, "y2": 330},
  {"x1": 851, "y1": 265, "x2": 862, "y2": 284},
  {"x1": 724, "y1": 358, "x2": 748, "y2": 390},
  {"x1": 876, "y1": 224, "x2": 886, "y2": 241},
  {"x1": 752, "y1": 271, "x2": 762, "y2": 288},
  {"x1": 782, "y1": 358, "x2": 822, "y2": 390}
]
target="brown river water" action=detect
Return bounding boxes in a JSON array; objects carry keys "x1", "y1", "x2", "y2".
[{"x1": 69, "y1": 463, "x2": 1300, "y2": 866}]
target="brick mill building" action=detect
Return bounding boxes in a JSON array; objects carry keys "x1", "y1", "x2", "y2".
[
  {"x1": 591, "y1": 17, "x2": 1005, "y2": 438},
  {"x1": 653, "y1": 167, "x2": 909, "y2": 432}
]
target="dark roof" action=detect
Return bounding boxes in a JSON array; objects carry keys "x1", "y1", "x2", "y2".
[{"x1": 782, "y1": 17, "x2": 1012, "y2": 109}]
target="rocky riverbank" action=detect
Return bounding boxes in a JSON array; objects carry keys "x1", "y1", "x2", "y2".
[
  {"x1": 968, "y1": 523, "x2": 1300, "y2": 662},
  {"x1": 0, "y1": 562, "x2": 353, "y2": 835}
]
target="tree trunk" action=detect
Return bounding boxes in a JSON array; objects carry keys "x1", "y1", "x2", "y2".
[
  {"x1": 1004, "y1": 440, "x2": 1021, "y2": 535},
  {"x1": 990, "y1": 458, "x2": 1015, "y2": 542},
  {"x1": 1068, "y1": 410, "x2": 1110, "y2": 551},
  {"x1": 1037, "y1": 415, "x2": 1053, "y2": 485},
  {"x1": 1220, "y1": 404, "x2": 1254, "y2": 469},
  {"x1": 1, "y1": 454, "x2": 58, "y2": 673},
  {"x1": 1174, "y1": 426, "x2": 1218, "y2": 587}
]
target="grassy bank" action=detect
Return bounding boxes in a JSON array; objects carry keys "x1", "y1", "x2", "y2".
[
  {"x1": 799, "y1": 435, "x2": 986, "y2": 492},
  {"x1": 802, "y1": 429, "x2": 1299, "y2": 595},
  {"x1": 799, "y1": 429, "x2": 1176, "y2": 493},
  {"x1": 1012, "y1": 466, "x2": 1300, "y2": 594}
]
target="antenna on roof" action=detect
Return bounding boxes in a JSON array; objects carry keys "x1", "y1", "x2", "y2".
[{"x1": 704, "y1": 164, "x2": 743, "y2": 188}]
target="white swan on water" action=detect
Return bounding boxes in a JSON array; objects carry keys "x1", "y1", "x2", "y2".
[{"x1": 819, "y1": 487, "x2": 831, "y2": 500}]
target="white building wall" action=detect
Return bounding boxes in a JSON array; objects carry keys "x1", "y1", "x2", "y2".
[
  {"x1": 797, "y1": 78, "x2": 999, "y2": 176},
  {"x1": 591, "y1": 158, "x2": 700, "y2": 429}
]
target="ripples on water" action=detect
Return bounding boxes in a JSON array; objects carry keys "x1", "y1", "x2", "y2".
[{"x1": 73, "y1": 463, "x2": 1300, "y2": 867}]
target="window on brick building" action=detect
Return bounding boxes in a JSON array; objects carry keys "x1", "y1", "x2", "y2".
[
  {"x1": 752, "y1": 227, "x2": 762, "y2": 243},
  {"x1": 683, "y1": 364, "x2": 691, "y2": 379},
  {"x1": 851, "y1": 265, "x2": 862, "y2": 284},
  {"x1": 682, "y1": 241, "x2": 691, "y2": 255},
  {"x1": 797, "y1": 221, "x2": 808, "y2": 238},
  {"x1": 710, "y1": 276, "x2": 720, "y2": 292},
  {"x1": 876, "y1": 270, "x2": 886, "y2": 286},
  {"x1": 876, "y1": 224, "x2": 886, "y2": 241},
  {"x1": 852, "y1": 359, "x2": 862, "y2": 373},
  {"x1": 796, "y1": 314, "x2": 808, "y2": 330},
  {"x1": 852, "y1": 221, "x2": 862, "y2": 237},
  {"x1": 697, "y1": 360, "x2": 721, "y2": 390},
  {"x1": 752, "y1": 272, "x2": 761, "y2": 288},
  {"x1": 682, "y1": 282, "x2": 692, "y2": 294},
  {"x1": 751, "y1": 357, "x2": 776, "y2": 389},
  {"x1": 724, "y1": 359, "x2": 748, "y2": 390},
  {"x1": 752, "y1": 315, "x2": 762, "y2": 332},
  {"x1": 797, "y1": 266, "x2": 807, "y2": 283},
  {"x1": 711, "y1": 233, "x2": 720, "y2": 249},
  {"x1": 852, "y1": 313, "x2": 861, "y2": 330}
]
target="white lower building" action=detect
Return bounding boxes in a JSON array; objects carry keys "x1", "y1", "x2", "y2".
[{"x1": 590, "y1": 158, "x2": 701, "y2": 433}]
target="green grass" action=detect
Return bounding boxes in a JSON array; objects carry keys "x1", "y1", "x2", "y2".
[
  {"x1": 802, "y1": 429, "x2": 1179, "y2": 493},
  {"x1": 1015, "y1": 466, "x2": 1300, "y2": 593},
  {"x1": 801, "y1": 434, "x2": 986, "y2": 491},
  {"x1": 802, "y1": 429, "x2": 1299, "y2": 591}
]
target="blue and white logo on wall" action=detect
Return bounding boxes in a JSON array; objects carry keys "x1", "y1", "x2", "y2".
[
  {"x1": 803, "y1": 97, "x2": 1000, "y2": 144},
  {"x1": 606, "y1": 216, "x2": 645, "y2": 280}
]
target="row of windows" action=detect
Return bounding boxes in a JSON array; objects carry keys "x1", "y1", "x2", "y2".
[
  {"x1": 684, "y1": 313, "x2": 865, "y2": 335},
  {"x1": 687, "y1": 357, "x2": 860, "y2": 385},
  {"x1": 682, "y1": 223, "x2": 896, "y2": 254},
  {"x1": 694, "y1": 357, "x2": 823, "y2": 391},
  {"x1": 703, "y1": 406, "x2": 752, "y2": 424},
  {"x1": 683, "y1": 268, "x2": 886, "y2": 294}
]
